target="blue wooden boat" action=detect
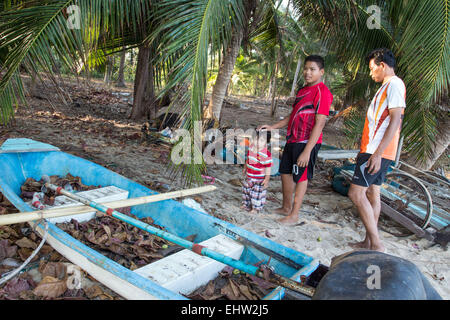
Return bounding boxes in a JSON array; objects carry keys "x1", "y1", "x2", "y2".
[{"x1": 0, "y1": 138, "x2": 319, "y2": 300}]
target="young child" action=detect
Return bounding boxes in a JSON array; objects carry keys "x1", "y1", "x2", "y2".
[
  {"x1": 241, "y1": 130, "x2": 273, "y2": 214},
  {"x1": 258, "y1": 55, "x2": 333, "y2": 224}
]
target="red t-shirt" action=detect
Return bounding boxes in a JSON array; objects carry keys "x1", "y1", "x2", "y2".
[
  {"x1": 246, "y1": 147, "x2": 273, "y2": 180},
  {"x1": 287, "y1": 82, "x2": 333, "y2": 144}
]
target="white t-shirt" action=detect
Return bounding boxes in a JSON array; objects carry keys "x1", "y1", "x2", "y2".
[{"x1": 360, "y1": 76, "x2": 406, "y2": 160}]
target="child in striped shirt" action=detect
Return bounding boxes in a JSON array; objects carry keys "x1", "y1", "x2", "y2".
[{"x1": 241, "y1": 130, "x2": 273, "y2": 214}]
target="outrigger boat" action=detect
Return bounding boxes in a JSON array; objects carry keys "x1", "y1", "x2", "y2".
[{"x1": 0, "y1": 138, "x2": 320, "y2": 300}]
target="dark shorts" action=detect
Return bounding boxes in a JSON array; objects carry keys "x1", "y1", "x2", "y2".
[
  {"x1": 279, "y1": 143, "x2": 321, "y2": 183},
  {"x1": 351, "y1": 153, "x2": 392, "y2": 187}
]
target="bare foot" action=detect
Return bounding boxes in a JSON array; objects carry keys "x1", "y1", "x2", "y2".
[
  {"x1": 249, "y1": 209, "x2": 258, "y2": 214},
  {"x1": 348, "y1": 239, "x2": 371, "y2": 250},
  {"x1": 370, "y1": 243, "x2": 385, "y2": 253},
  {"x1": 278, "y1": 215, "x2": 298, "y2": 224},
  {"x1": 240, "y1": 205, "x2": 250, "y2": 211},
  {"x1": 274, "y1": 207, "x2": 291, "y2": 216}
]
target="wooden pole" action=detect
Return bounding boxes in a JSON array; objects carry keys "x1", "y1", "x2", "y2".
[{"x1": 0, "y1": 185, "x2": 216, "y2": 226}]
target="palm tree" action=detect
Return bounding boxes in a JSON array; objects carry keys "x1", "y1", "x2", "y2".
[{"x1": 116, "y1": 49, "x2": 127, "y2": 88}]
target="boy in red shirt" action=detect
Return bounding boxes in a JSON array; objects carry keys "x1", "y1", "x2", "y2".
[
  {"x1": 241, "y1": 130, "x2": 273, "y2": 214},
  {"x1": 259, "y1": 55, "x2": 333, "y2": 224}
]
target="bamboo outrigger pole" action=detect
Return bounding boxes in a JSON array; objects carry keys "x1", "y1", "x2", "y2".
[
  {"x1": 0, "y1": 185, "x2": 216, "y2": 226},
  {"x1": 40, "y1": 176, "x2": 315, "y2": 297}
]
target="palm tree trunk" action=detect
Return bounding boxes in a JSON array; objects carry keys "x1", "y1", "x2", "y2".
[
  {"x1": 116, "y1": 49, "x2": 127, "y2": 87},
  {"x1": 268, "y1": 71, "x2": 274, "y2": 99},
  {"x1": 131, "y1": 44, "x2": 156, "y2": 120},
  {"x1": 407, "y1": 114, "x2": 449, "y2": 170},
  {"x1": 270, "y1": 50, "x2": 281, "y2": 116},
  {"x1": 103, "y1": 56, "x2": 113, "y2": 85},
  {"x1": 290, "y1": 56, "x2": 302, "y2": 96},
  {"x1": 203, "y1": 28, "x2": 244, "y2": 127}
]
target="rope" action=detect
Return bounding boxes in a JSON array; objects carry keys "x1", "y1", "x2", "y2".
[{"x1": 0, "y1": 220, "x2": 49, "y2": 287}]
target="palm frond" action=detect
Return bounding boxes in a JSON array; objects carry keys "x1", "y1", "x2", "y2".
[
  {"x1": 150, "y1": 0, "x2": 246, "y2": 186},
  {"x1": 0, "y1": 0, "x2": 151, "y2": 124}
]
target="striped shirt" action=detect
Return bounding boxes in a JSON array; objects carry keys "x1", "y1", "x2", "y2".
[
  {"x1": 246, "y1": 147, "x2": 273, "y2": 180},
  {"x1": 360, "y1": 76, "x2": 406, "y2": 160}
]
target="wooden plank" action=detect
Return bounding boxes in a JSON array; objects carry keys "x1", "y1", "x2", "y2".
[
  {"x1": 318, "y1": 150, "x2": 359, "y2": 160},
  {"x1": 380, "y1": 201, "x2": 434, "y2": 241}
]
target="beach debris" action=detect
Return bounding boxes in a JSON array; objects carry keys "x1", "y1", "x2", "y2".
[
  {"x1": 295, "y1": 222, "x2": 306, "y2": 227},
  {"x1": 431, "y1": 274, "x2": 445, "y2": 281},
  {"x1": 186, "y1": 264, "x2": 277, "y2": 300},
  {"x1": 182, "y1": 198, "x2": 207, "y2": 214},
  {"x1": 201, "y1": 175, "x2": 216, "y2": 185},
  {"x1": 317, "y1": 237, "x2": 322, "y2": 242},
  {"x1": 433, "y1": 225, "x2": 450, "y2": 249},
  {"x1": 264, "y1": 230, "x2": 274, "y2": 238},
  {"x1": 31, "y1": 192, "x2": 45, "y2": 210},
  {"x1": 228, "y1": 179, "x2": 242, "y2": 187}
]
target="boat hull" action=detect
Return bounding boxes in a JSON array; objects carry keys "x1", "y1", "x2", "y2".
[{"x1": 0, "y1": 139, "x2": 318, "y2": 300}]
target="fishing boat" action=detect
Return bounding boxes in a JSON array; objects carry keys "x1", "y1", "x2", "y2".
[{"x1": 0, "y1": 138, "x2": 320, "y2": 300}]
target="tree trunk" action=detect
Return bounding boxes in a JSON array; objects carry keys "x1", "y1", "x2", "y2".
[
  {"x1": 290, "y1": 56, "x2": 302, "y2": 97},
  {"x1": 203, "y1": 28, "x2": 244, "y2": 127},
  {"x1": 268, "y1": 72, "x2": 274, "y2": 99},
  {"x1": 270, "y1": 50, "x2": 281, "y2": 116},
  {"x1": 406, "y1": 114, "x2": 450, "y2": 170},
  {"x1": 103, "y1": 56, "x2": 113, "y2": 85},
  {"x1": 116, "y1": 49, "x2": 127, "y2": 87},
  {"x1": 131, "y1": 44, "x2": 157, "y2": 120}
]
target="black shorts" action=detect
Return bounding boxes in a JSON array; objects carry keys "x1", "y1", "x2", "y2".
[
  {"x1": 351, "y1": 153, "x2": 392, "y2": 187},
  {"x1": 279, "y1": 143, "x2": 321, "y2": 183}
]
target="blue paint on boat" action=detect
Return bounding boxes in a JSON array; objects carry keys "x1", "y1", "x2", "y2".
[{"x1": 0, "y1": 139, "x2": 318, "y2": 300}]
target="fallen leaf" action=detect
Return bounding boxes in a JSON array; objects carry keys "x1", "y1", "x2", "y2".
[
  {"x1": 239, "y1": 284, "x2": 256, "y2": 300},
  {"x1": 18, "y1": 248, "x2": 39, "y2": 262},
  {"x1": 204, "y1": 280, "x2": 216, "y2": 297},
  {"x1": 228, "y1": 179, "x2": 242, "y2": 187},
  {"x1": 33, "y1": 276, "x2": 67, "y2": 298},
  {"x1": 0, "y1": 239, "x2": 18, "y2": 260},
  {"x1": 85, "y1": 285, "x2": 104, "y2": 299},
  {"x1": 221, "y1": 282, "x2": 239, "y2": 300},
  {"x1": 102, "y1": 225, "x2": 112, "y2": 238},
  {"x1": 39, "y1": 262, "x2": 67, "y2": 280},
  {"x1": 15, "y1": 237, "x2": 38, "y2": 249},
  {"x1": 3, "y1": 277, "x2": 31, "y2": 298},
  {"x1": 229, "y1": 279, "x2": 241, "y2": 298}
]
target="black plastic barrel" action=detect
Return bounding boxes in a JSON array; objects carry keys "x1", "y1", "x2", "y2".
[{"x1": 313, "y1": 250, "x2": 442, "y2": 300}]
